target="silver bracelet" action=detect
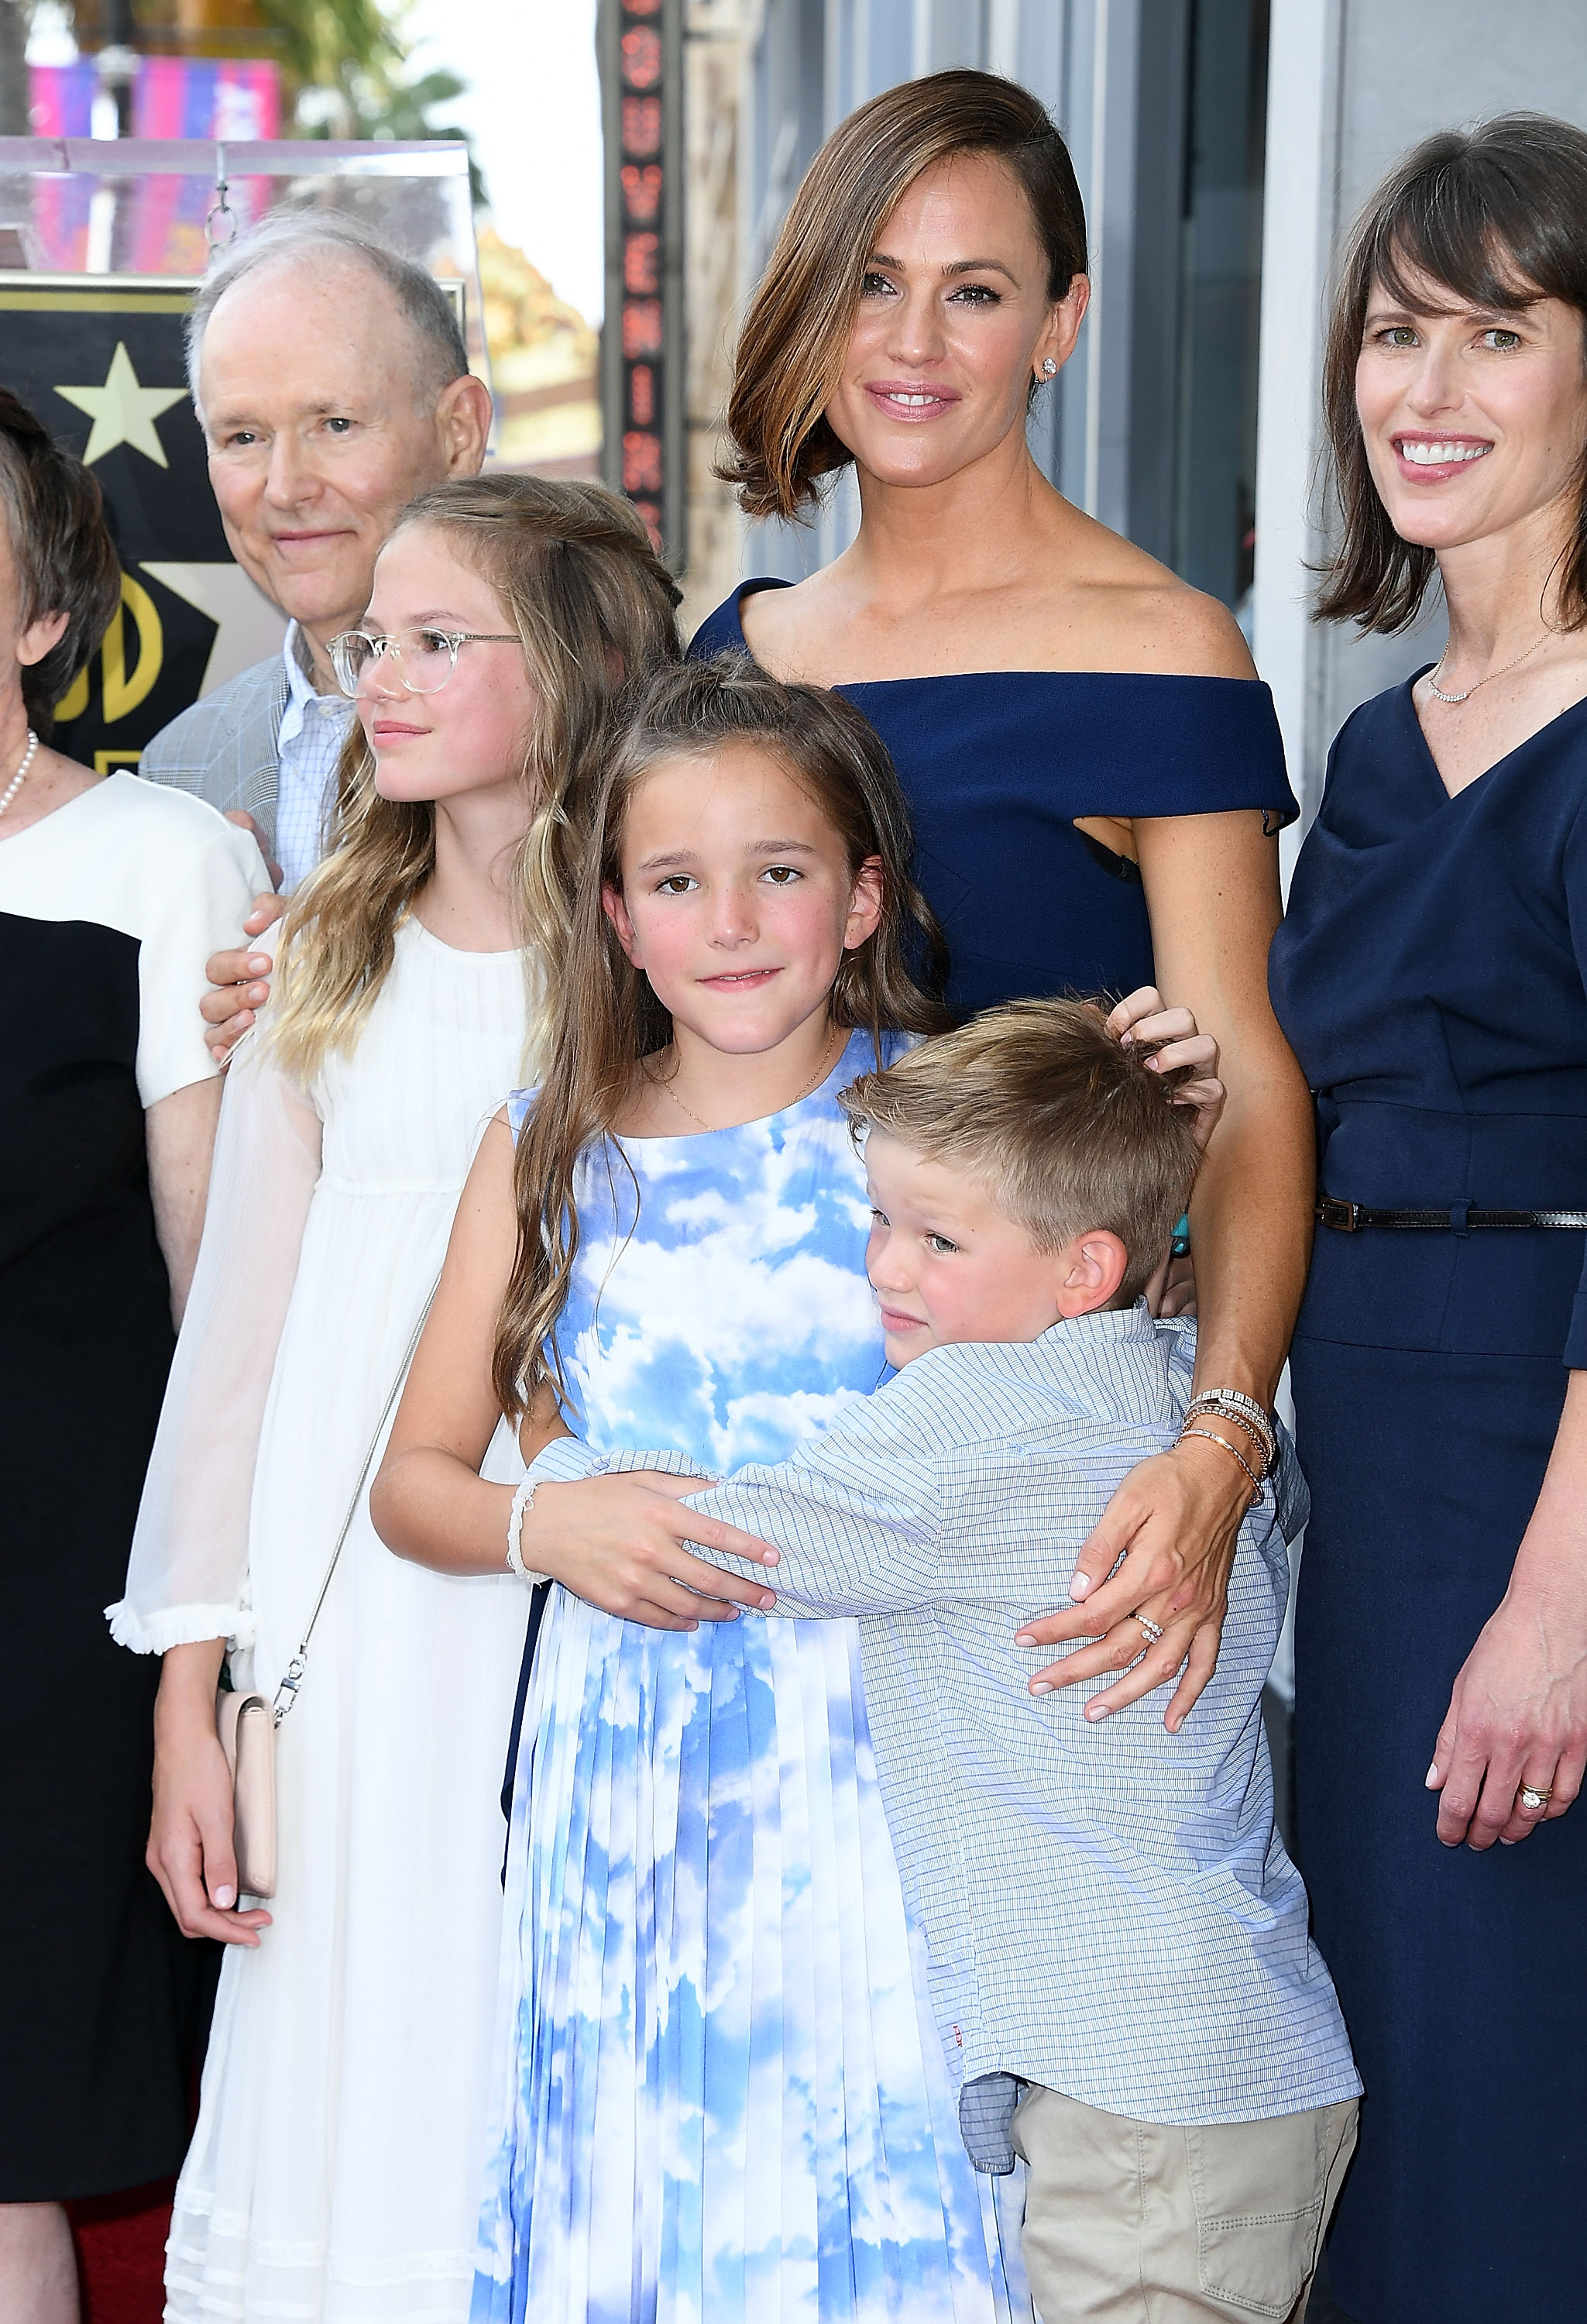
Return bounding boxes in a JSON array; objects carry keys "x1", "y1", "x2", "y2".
[
  {"x1": 506, "y1": 1475, "x2": 551, "y2": 1583},
  {"x1": 1180, "y1": 1425, "x2": 1263, "y2": 1502},
  {"x1": 1182, "y1": 1389, "x2": 1276, "y2": 1475}
]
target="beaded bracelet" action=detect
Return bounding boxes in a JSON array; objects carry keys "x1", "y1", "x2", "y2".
[
  {"x1": 1179, "y1": 1425, "x2": 1263, "y2": 1502},
  {"x1": 506, "y1": 1475, "x2": 551, "y2": 1583}
]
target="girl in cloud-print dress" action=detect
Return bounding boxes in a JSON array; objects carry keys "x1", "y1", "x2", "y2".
[
  {"x1": 380, "y1": 660, "x2": 1029, "y2": 2324},
  {"x1": 479, "y1": 1043, "x2": 1029, "y2": 2322}
]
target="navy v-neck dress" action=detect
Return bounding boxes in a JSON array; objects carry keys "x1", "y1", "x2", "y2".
[
  {"x1": 1269, "y1": 677, "x2": 1587, "y2": 2324},
  {"x1": 691, "y1": 581, "x2": 1297, "y2": 1009}
]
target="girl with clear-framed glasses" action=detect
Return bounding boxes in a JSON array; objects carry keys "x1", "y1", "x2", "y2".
[{"x1": 112, "y1": 475, "x2": 682, "y2": 2324}]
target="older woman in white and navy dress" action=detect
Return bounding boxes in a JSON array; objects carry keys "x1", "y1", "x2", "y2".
[{"x1": 0, "y1": 387, "x2": 263, "y2": 2323}]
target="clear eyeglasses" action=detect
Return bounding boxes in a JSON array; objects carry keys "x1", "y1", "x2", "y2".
[{"x1": 328, "y1": 624, "x2": 520, "y2": 696}]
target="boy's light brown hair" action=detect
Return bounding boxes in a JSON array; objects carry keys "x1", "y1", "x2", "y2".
[{"x1": 837, "y1": 999, "x2": 1201, "y2": 1305}]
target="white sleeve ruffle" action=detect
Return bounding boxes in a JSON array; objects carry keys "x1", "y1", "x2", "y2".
[{"x1": 108, "y1": 1032, "x2": 321, "y2": 1653}]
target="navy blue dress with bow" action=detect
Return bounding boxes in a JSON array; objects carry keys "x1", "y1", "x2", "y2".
[
  {"x1": 1269, "y1": 676, "x2": 1587, "y2": 2324},
  {"x1": 691, "y1": 581, "x2": 1297, "y2": 1009}
]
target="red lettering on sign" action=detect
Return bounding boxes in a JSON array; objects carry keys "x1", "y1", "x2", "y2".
[
  {"x1": 623, "y1": 300, "x2": 664, "y2": 357},
  {"x1": 620, "y1": 163, "x2": 663, "y2": 225},
  {"x1": 623, "y1": 431, "x2": 663, "y2": 494},
  {"x1": 624, "y1": 232, "x2": 659, "y2": 294},
  {"x1": 628, "y1": 364, "x2": 656, "y2": 426},
  {"x1": 622, "y1": 26, "x2": 662, "y2": 89},
  {"x1": 623, "y1": 0, "x2": 662, "y2": 16},
  {"x1": 621, "y1": 98, "x2": 661, "y2": 156}
]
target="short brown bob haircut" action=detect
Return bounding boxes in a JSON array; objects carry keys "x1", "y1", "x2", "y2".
[
  {"x1": 720, "y1": 70, "x2": 1087, "y2": 522},
  {"x1": 837, "y1": 998, "x2": 1201, "y2": 1307},
  {"x1": 1317, "y1": 113, "x2": 1587, "y2": 634},
  {"x1": 0, "y1": 386, "x2": 120, "y2": 737}
]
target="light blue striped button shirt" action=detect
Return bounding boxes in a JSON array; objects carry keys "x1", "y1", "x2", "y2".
[
  {"x1": 274, "y1": 623, "x2": 356, "y2": 892},
  {"x1": 529, "y1": 1304, "x2": 1360, "y2": 2167}
]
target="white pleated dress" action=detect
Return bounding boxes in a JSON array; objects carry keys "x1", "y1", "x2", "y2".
[{"x1": 114, "y1": 918, "x2": 534, "y2": 2324}]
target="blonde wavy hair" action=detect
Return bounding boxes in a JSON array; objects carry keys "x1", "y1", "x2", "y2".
[{"x1": 265, "y1": 474, "x2": 681, "y2": 1083}]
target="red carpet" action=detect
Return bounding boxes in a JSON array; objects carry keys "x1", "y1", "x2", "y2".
[{"x1": 68, "y1": 2181, "x2": 173, "y2": 2324}]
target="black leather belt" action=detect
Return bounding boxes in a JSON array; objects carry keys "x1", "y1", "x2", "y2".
[{"x1": 1317, "y1": 1195, "x2": 1587, "y2": 1232}]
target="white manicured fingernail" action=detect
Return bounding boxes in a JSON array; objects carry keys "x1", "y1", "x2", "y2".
[
  {"x1": 214, "y1": 1885, "x2": 235, "y2": 1909},
  {"x1": 1424, "y1": 1762, "x2": 1439, "y2": 1789},
  {"x1": 1069, "y1": 1572, "x2": 1091, "y2": 1598},
  {"x1": 1030, "y1": 1680, "x2": 1053, "y2": 1696}
]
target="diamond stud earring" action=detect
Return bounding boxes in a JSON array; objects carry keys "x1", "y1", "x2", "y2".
[{"x1": 1040, "y1": 357, "x2": 1057, "y2": 378}]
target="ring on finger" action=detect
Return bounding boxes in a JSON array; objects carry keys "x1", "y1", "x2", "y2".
[
  {"x1": 1133, "y1": 1614, "x2": 1164, "y2": 1645},
  {"x1": 1517, "y1": 1783, "x2": 1554, "y2": 1813}
]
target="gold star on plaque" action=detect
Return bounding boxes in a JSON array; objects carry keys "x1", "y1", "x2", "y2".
[{"x1": 55, "y1": 342, "x2": 187, "y2": 468}]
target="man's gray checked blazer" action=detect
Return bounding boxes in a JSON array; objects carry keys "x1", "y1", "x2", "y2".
[{"x1": 138, "y1": 654, "x2": 290, "y2": 858}]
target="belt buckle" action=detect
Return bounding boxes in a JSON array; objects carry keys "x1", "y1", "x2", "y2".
[{"x1": 1317, "y1": 1195, "x2": 1360, "y2": 1232}]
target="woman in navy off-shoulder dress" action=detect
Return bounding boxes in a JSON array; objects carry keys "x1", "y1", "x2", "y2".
[
  {"x1": 1269, "y1": 121, "x2": 1587, "y2": 2322},
  {"x1": 699, "y1": 69, "x2": 1318, "y2": 1737}
]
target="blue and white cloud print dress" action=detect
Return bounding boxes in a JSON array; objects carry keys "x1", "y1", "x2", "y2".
[{"x1": 475, "y1": 1032, "x2": 1029, "y2": 2324}]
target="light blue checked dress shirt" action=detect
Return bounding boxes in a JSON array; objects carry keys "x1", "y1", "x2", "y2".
[
  {"x1": 273, "y1": 624, "x2": 356, "y2": 892},
  {"x1": 530, "y1": 1305, "x2": 1360, "y2": 2169}
]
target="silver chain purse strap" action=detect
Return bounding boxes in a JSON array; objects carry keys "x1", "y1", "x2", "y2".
[{"x1": 269, "y1": 1277, "x2": 440, "y2": 1724}]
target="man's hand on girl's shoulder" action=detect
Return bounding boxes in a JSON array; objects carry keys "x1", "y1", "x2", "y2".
[{"x1": 204, "y1": 887, "x2": 285, "y2": 1061}]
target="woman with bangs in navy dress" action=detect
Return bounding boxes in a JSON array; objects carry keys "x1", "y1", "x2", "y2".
[
  {"x1": 696, "y1": 68, "x2": 1314, "y2": 1728},
  {"x1": 1268, "y1": 122, "x2": 1587, "y2": 2324}
]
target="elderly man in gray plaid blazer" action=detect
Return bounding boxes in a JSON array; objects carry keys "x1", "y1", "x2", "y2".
[{"x1": 140, "y1": 208, "x2": 489, "y2": 1048}]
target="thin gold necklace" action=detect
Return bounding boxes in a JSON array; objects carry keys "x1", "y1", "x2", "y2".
[
  {"x1": 654, "y1": 1021, "x2": 844, "y2": 1135},
  {"x1": 1427, "y1": 627, "x2": 1552, "y2": 704}
]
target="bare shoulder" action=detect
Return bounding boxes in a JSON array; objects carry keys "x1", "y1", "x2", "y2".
[
  {"x1": 739, "y1": 503, "x2": 1259, "y2": 685},
  {"x1": 737, "y1": 571, "x2": 837, "y2": 680},
  {"x1": 1115, "y1": 576, "x2": 1255, "y2": 679},
  {"x1": 1109, "y1": 579, "x2": 1254, "y2": 679},
  {"x1": 1069, "y1": 522, "x2": 1256, "y2": 679}
]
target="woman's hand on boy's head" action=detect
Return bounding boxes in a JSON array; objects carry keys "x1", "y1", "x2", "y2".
[
  {"x1": 1107, "y1": 987, "x2": 1225, "y2": 1153},
  {"x1": 1150, "y1": 1251, "x2": 1198, "y2": 1319}
]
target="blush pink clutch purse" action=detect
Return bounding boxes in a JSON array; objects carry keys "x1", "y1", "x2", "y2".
[
  {"x1": 208, "y1": 1279, "x2": 441, "y2": 1908},
  {"x1": 215, "y1": 1688, "x2": 277, "y2": 1899}
]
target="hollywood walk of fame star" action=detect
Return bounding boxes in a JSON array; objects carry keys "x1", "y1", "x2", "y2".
[
  {"x1": 55, "y1": 342, "x2": 187, "y2": 468},
  {"x1": 139, "y1": 562, "x2": 288, "y2": 696}
]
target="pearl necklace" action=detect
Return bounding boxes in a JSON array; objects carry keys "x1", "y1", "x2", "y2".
[
  {"x1": 1427, "y1": 630, "x2": 1551, "y2": 704},
  {"x1": 654, "y1": 1022, "x2": 845, "y2": 1135},
  {"x1": 0, "y1": 727, "x2": 39, "y2": 819}
]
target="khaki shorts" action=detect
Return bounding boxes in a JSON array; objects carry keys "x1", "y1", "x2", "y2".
[{"x1": 1011, "y1": 2084, "x2": 1359, "y2": 2324}]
